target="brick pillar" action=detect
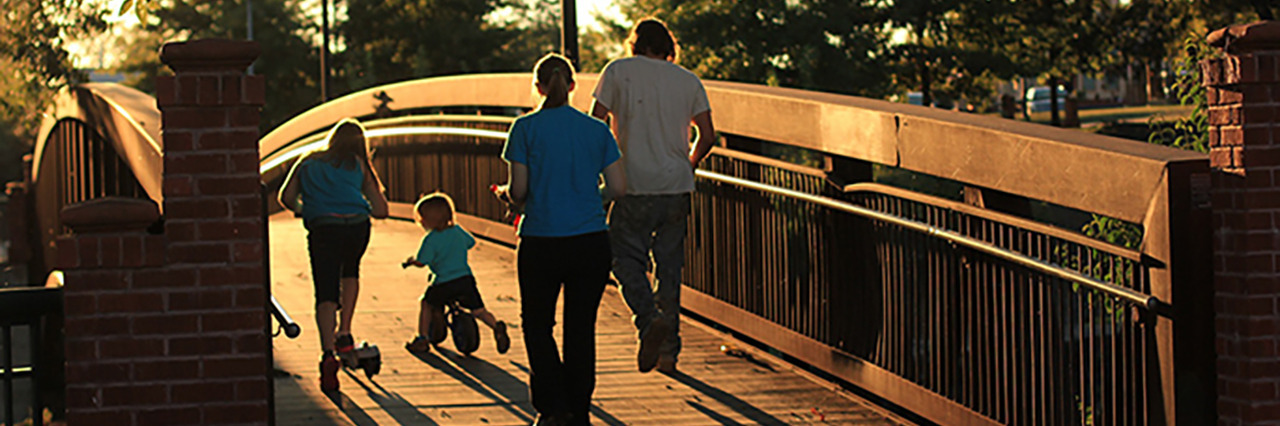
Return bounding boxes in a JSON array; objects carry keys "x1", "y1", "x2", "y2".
[
  {"x1": 57, "y1": 39, "x2": 268, "y2": 425},
  {"x1": 1204, "y1": 21, "x2": 1280, "y2": 425}
]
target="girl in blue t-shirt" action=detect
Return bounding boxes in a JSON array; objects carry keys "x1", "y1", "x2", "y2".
[
  {"x1": 278, "y1": 118, "x2": 390, "y2": 392},
  {"x1": 495, "y1": 53, "x2": 626, "y2": 426}
]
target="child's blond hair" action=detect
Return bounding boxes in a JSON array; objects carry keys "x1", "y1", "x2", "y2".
[{"x1": 413, "y1": 192, "x2": 456, "y2": 230}]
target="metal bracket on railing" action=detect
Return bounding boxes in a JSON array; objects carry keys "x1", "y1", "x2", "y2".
[{"x1": 270, "y1": 295, "x2": 301, "y2": 338}]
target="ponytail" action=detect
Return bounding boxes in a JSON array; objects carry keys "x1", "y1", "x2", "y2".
[{"x1": 534, "y1": 53, "x2": 575, "y2": 109}]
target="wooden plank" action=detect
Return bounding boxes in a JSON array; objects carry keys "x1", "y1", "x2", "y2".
[{"x1": 270, "y1": 215, "x2": 910, "y2": 425}]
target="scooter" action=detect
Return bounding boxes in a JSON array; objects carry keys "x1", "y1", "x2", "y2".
[{"x1": 339, "y1": 341, "x2": 382, "y2": 379}]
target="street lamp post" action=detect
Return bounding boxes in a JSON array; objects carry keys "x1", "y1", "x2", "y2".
[
  {"x1": 562, "y1": 0, "x2": 578, "y2": 68},
  {"x1": 246, "y1": 0, "x2": 254, "y2": 75},
  {"x1": 320, "y1": 0, "x2": 330, "y2": 102}
]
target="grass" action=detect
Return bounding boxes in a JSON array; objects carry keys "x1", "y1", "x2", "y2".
[{"x1": 1022, "y1": 103, "x2": 1193, "y2": 126}]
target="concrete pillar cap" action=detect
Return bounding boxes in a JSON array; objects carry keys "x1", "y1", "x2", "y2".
[
  {"x1": 1208, "y1": 20, "x2": 1280, "y2": 54},
  {"x1": 160, "y1": 39, "x2": 261, "y2": 72},
  {"x1": 59, "y1": 196, "x2": 160, "y2": 233}
]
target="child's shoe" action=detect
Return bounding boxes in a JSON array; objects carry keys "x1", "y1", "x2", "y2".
[
  {"x1": 319, "y1": 353, "x2": 340, "y2": 391},
  {"x1": 493, "y1": 321, "x2": 511, "y2": 354},
  {"x1": 335, "y1": 334, "x2": 357, "y2": 367},
  {"x1": 405, "y1": 335, "x2": 432, "y2": 353}
]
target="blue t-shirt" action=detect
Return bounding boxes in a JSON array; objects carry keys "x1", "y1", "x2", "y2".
[
  {"x1": 501, "y1": 106, "x2": 621, "y2": 237},
  {"x1": 415, "y1": 225, "x2": 476, "y2": 284},
  {"x1": 297, "y1": 156, "x2": 371, "y2": 221}
]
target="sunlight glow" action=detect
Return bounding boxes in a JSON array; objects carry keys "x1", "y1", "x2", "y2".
[{"x1": 259, "y1": 126, "x2": 510, "y2": 173}]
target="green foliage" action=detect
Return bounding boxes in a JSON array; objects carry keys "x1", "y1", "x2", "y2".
[
  {"x1": 606, "y1": 0, "x2": 894, "y2": 99},
  {"x1": 1190, "y1": 0, "x2": 1276, "y2": 29},
  {"x1": 1081, "y1": 215, "x2": 1142, "y2": 249},
  {"x1": 115, "y1": 0, "x2": 322, "y2": 131},
  {"x1": 1146, "y1": 34, "x2": 1209, "y2": 153},
  {"x1": 341, "y1": 0, "x2": 522, "y2": 86},
  {"x1": 0, "y1": 0, "x2": 109, "y2": 183}
]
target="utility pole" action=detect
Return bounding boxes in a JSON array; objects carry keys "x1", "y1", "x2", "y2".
[
  {"x1": 320, "y1": 0, "x2": 330, "y2": 102},
  {"x1": 246, "y1": 0, "x2": 254, "y2": 75},
  {"x1": 561, "y1": 0, "x2": 578, "y2": 68}
]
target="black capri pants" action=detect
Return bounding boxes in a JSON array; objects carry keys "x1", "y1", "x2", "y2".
[{"x1": 306, "y1": 220, "x2": 371, "y2": 307}]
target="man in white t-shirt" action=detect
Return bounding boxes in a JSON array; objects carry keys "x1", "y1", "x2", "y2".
[{"x1": 591, "y1": 18, "x2": 717, "y2": 375}]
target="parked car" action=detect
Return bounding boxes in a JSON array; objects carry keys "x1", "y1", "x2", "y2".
[
  {"x1": 1025, "y1": 85, "x2": 1067, "y2": 113},
  {"x1": 904, "y1": 91, "x2": 955, "y2": 110}
]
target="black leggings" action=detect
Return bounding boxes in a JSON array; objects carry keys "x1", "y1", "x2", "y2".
[
  {"x1": 306, "y1": 221, "x2": 371, "y2": 307},
  {"x1": 517, "y1": 231, "x2": 611, "y2": 423}
]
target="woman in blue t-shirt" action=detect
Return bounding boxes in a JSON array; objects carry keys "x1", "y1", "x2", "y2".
[
  {"x1": 278, "y1": 118, "x2": 390, "y2": 392},
  {"x1": 496, "y1": 53, "x2": 626, "y2": 426}
]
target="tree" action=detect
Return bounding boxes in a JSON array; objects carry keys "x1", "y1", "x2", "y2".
[
  {"x1": 1192, "y1": 0, "x2": 1275, "y2": 29},
  {"x1": 338, "y1": 0, "x2": 557, "y2": 93},
  {"x1": 887, "y1": 0, "x2": 963, "y2": 107},
  {"x1": 605, "y1": 0, "x2": 892, "y2": 99},
  {"x1": 0, "y1": 0, "x2": 109, "y2": 183},
  {"x1": 1111, "y1": 0, "x2": 1194, "y2": 103},
  {"x1": 949, "y1": 0, "x2": 1117, "y2": 125},
  {"x1": 114, "y1": 0, "x2": 321, "y2": 131}
]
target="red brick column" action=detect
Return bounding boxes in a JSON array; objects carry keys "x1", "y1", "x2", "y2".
[
  {"x1": 56, "y1": 39, "x2": 268, "y2": 425},
  {"x1": 1204, "y1": 21, "x2": 1280, "y2": 425}
]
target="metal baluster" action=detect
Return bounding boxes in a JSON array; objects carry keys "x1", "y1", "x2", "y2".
[{"x1": 4, "y1": 324, "x2": 13, "y2": 426}]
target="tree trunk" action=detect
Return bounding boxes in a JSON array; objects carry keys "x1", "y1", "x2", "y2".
[
  {"x1": 1147, "y1": 59, "x2": 1166, "y2": 101},
  {"x1": 915, "y1": 26, "x2": 931, "y2": 107},
  {"x1": 1049, "y1": 76, "x2": 1061, "y2": 127}
]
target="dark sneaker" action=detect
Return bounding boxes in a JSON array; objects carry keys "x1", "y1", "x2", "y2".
[
  {"x1": 335, "y1": 334, "x2": 356, "y2": 353},
  {"x1": 637, "y1": 319, "x2": 670, "y2": 373},
  {"x1": 533, "y1": 413, "x2": 568, "y2": 426},
  {"x1": 493, "y1": 321, "x2": 511, "y2": 354},
  {"x1": 657, "y1": 356, "x2": 677, "y2": 375},
  {"x1": 405, "y1": 335, "x2": 431, "y2": 353},
  {"x1": 335, "y1": 334, "x2": 358, "y2": 368},
  {"x1": 319, "y1": 354, "x2": 340, "y2": 392}
]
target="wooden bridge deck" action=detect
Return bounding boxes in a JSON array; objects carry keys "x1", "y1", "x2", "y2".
[{"x1": 268, "y1": 215, "x2": 908, "y2": 425}]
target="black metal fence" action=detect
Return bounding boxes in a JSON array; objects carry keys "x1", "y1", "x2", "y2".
[
  {"x1": 49, "y1": 118, "x2": 146, "y2": 213},
  {"x1": 689, "y1": 151, "x2": 1162, "y2": 424},
  {"x1": 0, "y1": 286, "x2": 63, "y2": 426}
]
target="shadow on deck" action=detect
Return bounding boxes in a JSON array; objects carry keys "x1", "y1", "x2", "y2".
[{"x1": 268, "y1": 214, "x2": 908, "y2": 425}]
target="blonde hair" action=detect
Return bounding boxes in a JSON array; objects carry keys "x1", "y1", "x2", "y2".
[
  {"x1": 315, "y1": 118, "x2": 370, "y2": 170},
  {"x1": 413, "y1": 192, "x2": 456, "y2": 230}
]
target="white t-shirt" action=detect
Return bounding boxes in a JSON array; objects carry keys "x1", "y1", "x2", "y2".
[{"x1": 593, "y1": 56, "x2": 710, "y2": 195}]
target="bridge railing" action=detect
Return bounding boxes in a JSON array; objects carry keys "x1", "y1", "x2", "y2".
[
  {"x1": 258, "y1": 73, "x2": 1213, "y2": 425},
  {"x1": 29, "y1": 84, "x2": 162, "y2": 275},
  {"x1": 0, "y1": 282, "x2": 64, "y2": 426}
]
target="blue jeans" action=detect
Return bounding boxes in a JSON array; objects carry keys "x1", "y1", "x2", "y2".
[{"x1": 609, "y1": 193, "x2": 690, "y2": 360}]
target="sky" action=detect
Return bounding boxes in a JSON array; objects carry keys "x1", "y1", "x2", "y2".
[
  {"x1": 73, "y1": 0, "x2": 623, "y2": 69},
  {"x1": 574, "y1": 0, "x2": 624, "y2": 31}
]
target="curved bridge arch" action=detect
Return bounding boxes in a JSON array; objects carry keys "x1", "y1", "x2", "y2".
[
  {"x1": 29, "y1": 83, "x2": 162, "y2": 270},
  {"x1": 261, "y1": 73, "x2": 1203, "y2": 225}
]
